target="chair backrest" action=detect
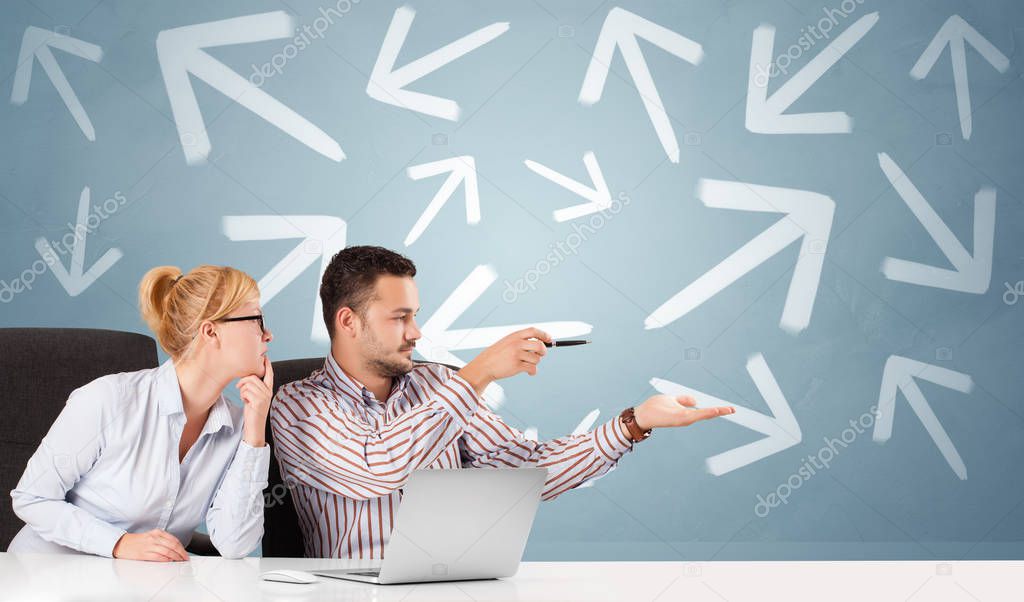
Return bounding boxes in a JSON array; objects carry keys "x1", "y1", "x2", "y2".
[
  {"x1": 263, "y1": 357, "x2": 324, "y2": 558},
  {"x1": 0, "y1": 328, "x2": 159, "y2": 548},
  {"x1": 261, "y1": 358, "x2": 462, "y2": 558}
]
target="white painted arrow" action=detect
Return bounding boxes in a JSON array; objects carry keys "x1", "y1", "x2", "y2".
[
  {"x1": 873, "y1": 355, "x2": 973, "y2": 480},
  {"x1": 418, "y1": 264, "x2": 593, "y2": 409},
  {"x1": 405, "y1": 156, "x2": 480, "y2": 246},
  {"x1": 645, "y1": 178, "x2": 834, "y2": 334},
  {"x1": 746, "y1": 12, "x2": 878, "y2": 134},
  {"x1": 156, "y1": 11, "x2": 344, "y2": 165},
  {"x1": 367, "y1": 6, "x2": 509, "y2": 121},
  {"x1": 524, "y1": 151, "x2": 612, "y2": 222},
  {"x1": 522, "y1": 408, "x2": 603, "y2": 488},
  {"x1": 651, "y1": 353, "x2": 800, "y2": 476},
  {"x1": 571, "y1": 408, "x2": 601, "y2": 436},
  {"x1": 878, "y1": 153, "x2": 994, "y2": 293},
  {"x1": 223, "y1": 215, "x2": 346, "y2": 343},
  {"x1": 34, "y1": 187, "x2": 122, "y2": 296},
  {"x1": 579, "y1": 7, "x2": 703, "y2": 163},
  {"x1": 911, "y1": 15, "x2": 1009, "y2": 140},
  {"x1": 11, "y1": 26, "x2": 103, "y2": 141}
]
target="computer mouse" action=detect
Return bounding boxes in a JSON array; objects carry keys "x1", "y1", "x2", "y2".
[{"x1": 259, "y1": 569, "x2": 319, "y2": 584}]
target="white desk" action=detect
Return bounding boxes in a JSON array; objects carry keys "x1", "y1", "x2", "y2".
[{"x1": 1, "y1": 553, "x2": 1021, "y2": 601}]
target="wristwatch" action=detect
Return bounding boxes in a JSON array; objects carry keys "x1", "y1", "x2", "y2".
[{"x1": 619, "y1": 407, "x2": 652, "y2": 443}]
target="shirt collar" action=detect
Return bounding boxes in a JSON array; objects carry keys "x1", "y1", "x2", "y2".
[
  {"x1": 156, "y1": 359, "x2": 235, "y2": 435},
  {"x1": 322, "y1": 353, "x2": 410, "y2": 405}
]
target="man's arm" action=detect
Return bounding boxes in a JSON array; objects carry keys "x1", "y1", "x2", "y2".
[
  {"x1": 270, "y1": 367, "x2": 482, "y2": 501},
  {"x1": 459, "y1": 403, "x2": 635, "y2": 501}
]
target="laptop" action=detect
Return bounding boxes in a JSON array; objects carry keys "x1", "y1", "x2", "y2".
[{"x1": 313, "y1": 467, "x2": 546, "y2": 585}]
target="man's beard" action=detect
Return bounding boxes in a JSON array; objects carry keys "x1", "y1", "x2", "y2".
[{"x1": 361, "y1": 323, "x2": 414, "y2": 378}]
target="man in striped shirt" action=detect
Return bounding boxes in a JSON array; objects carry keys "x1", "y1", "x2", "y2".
[{"x1": 270, "y1": 246, "x2": 734, "y2": 558}]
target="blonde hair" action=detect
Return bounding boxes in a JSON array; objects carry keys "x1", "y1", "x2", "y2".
[{"x1": 139, "y1": 265, "x2": 259, "y2": 358}]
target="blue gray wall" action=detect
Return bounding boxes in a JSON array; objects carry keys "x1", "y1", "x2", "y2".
[{"x1": 2, "y1": 0, "x2": 1022, "y2": 559}]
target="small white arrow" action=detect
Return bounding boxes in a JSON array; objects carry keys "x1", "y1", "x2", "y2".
[
  {"x1": 524, "y1": 151, "x2": 612, "y2": 222},
  {"x1": 523, "y1": 409, "x2": 602, "y2": 487},
  {"x1": 911, "y1": 15, "x2": 1010, "y2": 140},
  {"x1": 579, "y1": 7, "x2": 704, "y2": 163},
  {"x1": 367, "y1": 6, "x2": 509, "y2": 121},
  {"x1": 746, "y1": 12, "x2": 878, "y2": 134},
  {"x1": 34, "y1": 187, "x2": 123, "y2": 296},
  {"x1": 418, "y1": 264, "x2": 593, "y2": 409},
  {"x1": 156, "y1": 11, "x2": 344, "y2": 165},
  {"x1": 645, "y1": 178, "x2": 834, "y2": 334},
  {"x1": 651, "y1": 353, "x2": 801, "y2": 476},
  {"x1": 223, "y1": 215, "x2": 347, "y2": 343},
  {"x1": 878, "y1": 153, "x2": 995, "y2": 294},
  {"x1": 405, "y1": 156, "x2": 480, "y2": 246},
  {"x1": 11, "y1": 26, "x2": 103, "y2": 141},
  {"x1": 571, "y1": 408, "x2": 601, "y2": 436},
  {"x1": 873, "y1": 355, "x2": 973, "y2": 480}
]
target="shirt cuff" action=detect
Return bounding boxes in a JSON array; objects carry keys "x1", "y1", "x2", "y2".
[
  {"x1": 84, "y1": 520, "x2": 127, "y2": 558},
  {"x1": 593, "y1": 416, "x2": 634, "y2": 463},
  {"x1": 234, "y1": 440, "x2": 271, "y2": 484}
]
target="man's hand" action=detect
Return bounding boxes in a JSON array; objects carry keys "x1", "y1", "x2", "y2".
[
  {"x1": 238, "y1": 355, "x2": 273, "y2": 447},
  {"x1": 457, "y1": 327, "x2": 552, "y2": 394},
  {"x1": 633, "y1": 394, "x2": 735, "y2": 431},
  {"x1": 112, "y1": 529, "x2": 188, "y2": 562}
]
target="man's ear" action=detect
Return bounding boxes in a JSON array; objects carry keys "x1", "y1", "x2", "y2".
[{"x1": 336, "y1": 307, "x2": 357, "y2": 337}]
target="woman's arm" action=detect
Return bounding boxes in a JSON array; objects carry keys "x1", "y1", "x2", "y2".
[
  {"x1": 203, "y1": 439, "x2": 271, "y2": 559},
  {"x1": 10, "y1": 378, "x2": 128, "y2": 557},
  {"x1": 204, "y1": 357, "x2": 273, "y2": 559}
]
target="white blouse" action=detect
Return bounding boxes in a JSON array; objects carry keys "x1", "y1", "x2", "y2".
[{"x1": 8, "y1": 360, "x2": 270, "y2": 559}]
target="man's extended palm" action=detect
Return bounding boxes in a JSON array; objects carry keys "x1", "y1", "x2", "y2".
[{"x1": 634, "y1": 394, "x2": 735, "y2": 430}]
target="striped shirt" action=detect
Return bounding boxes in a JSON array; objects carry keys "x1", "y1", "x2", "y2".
[{"x1": 269, "y1": 354, "x2": 635, "y2": 559}]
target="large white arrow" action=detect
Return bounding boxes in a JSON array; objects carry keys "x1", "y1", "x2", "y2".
[
  {"x1": 156, "y1": 11, "x2": 344, "y2": 165},
  {"x1": 223, "y1": 215, "x2": 346, "y2": 343},
  {"x1": 651, "y1": 353, "x2": 801, "y2": 476},
  {"x1": 878, "y1": 153, "x2": 995, "y2": 294},
  {"x1": 11, "y1": 26, "x2": 103, "y2": 141},
  {"x1": 524, "y1": 151, "x2": 612, "y2": 222},
  {"x1": 873, "y1": 355, "x2": 973, "y2": 480},
  {"x1": 579, "y1": 7, "x2": 703, "y2": 163},
  {"x1": 405, "y1": 156, "x2": 480, "y2": 246},
  {"x1": 367, "y1": 6, "x2": 509, "y2": 121},
  {"x1": 418, "y1": 264, "x2": 592, "y2": 409},
  {"x1": 34, "y1": 187, "x2": 123, "y2": 296},
  {"x1": 746, "y1": 12, "x2": 878, "y2": 134},
  {"x1": 911, "y1": 15, "x2": 1009, "y2": 140},
  {"x1": 645, "y1": 179, "x2": 834, "y2": 334}
]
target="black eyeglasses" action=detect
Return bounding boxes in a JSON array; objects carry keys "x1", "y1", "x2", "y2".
[{"x1": 218, "y1": 314, "x2": 266, "y2": 335}]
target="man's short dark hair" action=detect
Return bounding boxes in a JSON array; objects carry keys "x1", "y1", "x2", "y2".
[{"x1": 320, "y1": 245, "x2": 417, "y2": 338}]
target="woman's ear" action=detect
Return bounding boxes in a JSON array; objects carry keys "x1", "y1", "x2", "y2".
[{"x1": 199, "y1": 320, "x2": 219, "y2": 349}]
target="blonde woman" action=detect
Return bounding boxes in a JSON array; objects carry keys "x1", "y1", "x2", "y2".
[{"x1": 8, "y1": 265, "x2": 274, "y2": 560}]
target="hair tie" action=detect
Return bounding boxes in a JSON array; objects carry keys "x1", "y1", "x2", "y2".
[{"x1": 172, "y1": 274, "x2": 184, "y2": 286}]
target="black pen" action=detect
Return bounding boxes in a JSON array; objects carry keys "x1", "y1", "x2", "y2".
[{"x1": 543, "y1": 339, "x2": 591, "y2": 348}]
